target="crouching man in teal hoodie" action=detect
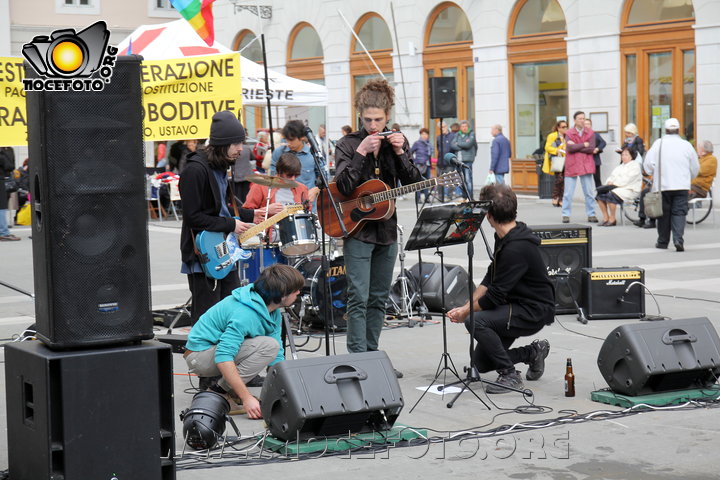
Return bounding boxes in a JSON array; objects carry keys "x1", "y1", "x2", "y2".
[{"x1": 184, "y1": 264, "x2": 305, "y2": 419}]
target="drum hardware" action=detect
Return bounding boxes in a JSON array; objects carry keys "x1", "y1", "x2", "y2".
[
  {"x1": 386, "y1": 225, "x2": 428, "y2": 327},
  {"x1": 245, "y1": 173, "x2": 299, "y2": 189},
  {"x1": 292, "y1": 255, "x2": 347, "y2": 331}
]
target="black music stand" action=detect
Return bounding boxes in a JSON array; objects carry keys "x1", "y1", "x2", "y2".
[{"x1": 406, "y1": 201, "x2": 491, "y2": 412}]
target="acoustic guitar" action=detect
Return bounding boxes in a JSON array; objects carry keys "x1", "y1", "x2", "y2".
[
  {"x1": 196, "y1": 204, "x2": 304, "y2": 280},
  {"x1": 318, "y1": 171, "x2": 463, "y2": 238}
]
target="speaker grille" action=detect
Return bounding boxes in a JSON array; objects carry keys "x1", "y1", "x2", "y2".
[
  {"x1": 429, "y1": 77, "x2": 457, "y2": 119},
  {"x1": 531, "y1": 224, "x2": 592, "y2": 314},
  {"x1": 27, "y1": 56, "x2": 152, "y2": 348}
]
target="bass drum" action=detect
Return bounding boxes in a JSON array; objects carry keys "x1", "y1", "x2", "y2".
[{"x1": 293, "y1": 255, "x2": 347, "y2": 331}]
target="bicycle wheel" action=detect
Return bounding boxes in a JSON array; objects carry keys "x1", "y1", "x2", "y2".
[
  {"x1": 623, "y1": 198, "x2": 641, "y2": 223},
  {"x1": 687, "y1": 197, "x2": 713, "y2": 225}
]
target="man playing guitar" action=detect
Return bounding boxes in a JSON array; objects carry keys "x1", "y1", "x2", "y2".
[
  {"x1": 180, "y1": 111, "x2": 270, "y2": 325},
  {"x1": 333, "y1": 79, "x2": 423, "y2": 372}
]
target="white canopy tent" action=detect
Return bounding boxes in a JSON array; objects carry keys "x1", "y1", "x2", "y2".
[{"x1": 117, "y1": 20, "x2": 328, "y2": 107}]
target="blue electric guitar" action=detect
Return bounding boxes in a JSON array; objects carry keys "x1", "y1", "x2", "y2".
[{"x1": 196, "y1": 204, "x2": 304, "y2": 280}]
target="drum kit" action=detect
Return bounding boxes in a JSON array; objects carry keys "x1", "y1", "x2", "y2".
[{"x1": 239, "y1": 174, "x2": 346, "y2": 331}]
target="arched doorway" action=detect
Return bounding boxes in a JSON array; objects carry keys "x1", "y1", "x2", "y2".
[
  {"x1": 507, "y1": 0, "x2": 568, "y2": 193},
  {"x1": 233, "y1": 29, "x2": 266, "y2": 137},
  {"x1": 621, "y1": 0, "x2": 695, "y2": 145},
  {"x1": 350, "y1": 12, "x2": 394, "y2": 127},
  {"x1": 286, "y1": 22, "x2": 325, "y2": 133},
  {"x1": 423, "y1": 3, "x2": 473, "y2": 143}
]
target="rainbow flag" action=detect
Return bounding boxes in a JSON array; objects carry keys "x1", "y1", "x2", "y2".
[{"x1": 170, "y1": 0, "x2": 216, "y2": 46}]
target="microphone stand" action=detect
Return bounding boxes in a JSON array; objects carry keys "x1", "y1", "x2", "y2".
[{"x1": 306, "y1": 129, "x2": 346, "y2": 356}]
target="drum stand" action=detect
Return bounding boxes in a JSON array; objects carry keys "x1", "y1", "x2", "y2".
[{"x1": 386, "y1": 225, "x2": 426, "y2": 327}]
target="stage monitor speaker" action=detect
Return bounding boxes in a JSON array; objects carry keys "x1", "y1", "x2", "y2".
[
  {"x1": 408, "y1": 262, "x2": 474, "y2": 313},
  {"x1": 530, "y1": 224, "x2": 592, "y2": 315},
  {"x1": 260, "y1": 351, "x2": 403, "y2": 441},
  {"x1": 5, "y1": 341, "x2": 175, "y2": 480},
  {"x1": 580, "y1": 267, "x2": 645, "y2": 320},
  {"x1": 429, "y1": 77, "x2": 457, "y2": 119},
  {"x1": 25, "y1": 56, "x2": 152, "y2": 348},
  {"x1": 597, "y1": 317, "x2": 720, "y2": 396}
]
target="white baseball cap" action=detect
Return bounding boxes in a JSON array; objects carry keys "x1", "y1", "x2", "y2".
[{"x1": 664, "y1": 118, "x2": 680, "y2": 129}]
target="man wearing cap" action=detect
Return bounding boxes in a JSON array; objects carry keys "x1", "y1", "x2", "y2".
[
  {"x1": 643, "y1": 118, "x2": 699, "y2": 252},
  {"x1": 180, "y1": 110, "x2": 269, "y2": 324}
]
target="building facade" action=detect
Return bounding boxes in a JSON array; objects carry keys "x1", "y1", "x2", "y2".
[{"x1": 215, "y1": 0, "x2": 719, "y2": 194}]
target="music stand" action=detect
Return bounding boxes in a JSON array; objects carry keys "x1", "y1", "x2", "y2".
[{"x1": 406, "y1": 201, "x2": 491, "y2": 412}]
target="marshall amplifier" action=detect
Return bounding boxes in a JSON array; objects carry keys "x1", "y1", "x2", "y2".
[
  {"x1": 580, "y1": 267, "x2": 645, "y2": 320},
  {"x1": 530, "y1": 224, "x2": 592, "y2": 314}
]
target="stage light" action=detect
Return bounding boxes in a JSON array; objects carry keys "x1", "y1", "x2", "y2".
[{"x1": 180, "y1": 391, "x2": 236, "y2": 450}]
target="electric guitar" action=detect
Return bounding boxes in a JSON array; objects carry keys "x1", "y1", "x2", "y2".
[
  {"x1": 196, "y1": 204, "x2": 304, "y2": 280},
  {"x1": 318, "y1": 171, "x2": 463, "y2": 238}
]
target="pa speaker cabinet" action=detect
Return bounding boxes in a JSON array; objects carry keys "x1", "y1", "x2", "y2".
[
  {"x1": 580, "y1": 267, "x2": 645, "y2": 320},
  {"x1": 429, "y1": 77, "x2": 457, "y2": 119},
  {"x1": 5, "y1": 340, "x2": 175, "y2": 480},
  {"x1": 408, "y1": 262, "x2": 475, "y2": 313},
  {"x1": 260, "y1": 351, "x2": 403, "y2": 441},
  {"x1": 597, "y1": 317, "x2": 720, "y2": 396},
  {"x1": 530, "y1": 224, "x2": 592, "y2": 314},
  {"x1": 25, "y1": 56, "x2": 152, "y2": 348}
]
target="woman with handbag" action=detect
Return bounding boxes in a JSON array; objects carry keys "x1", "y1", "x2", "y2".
[
  {"x1": 542, "y1": 120, "x2": 568, "y2": 207},
  {"x1": 595, "y1": 147, "x2": 643, "y2": 226}
]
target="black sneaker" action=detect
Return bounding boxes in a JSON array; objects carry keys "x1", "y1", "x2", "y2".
[
  {"x1": 485, "y1": 370, "x2": 523, "y2": 394},
  {"x1": 526, "y1": 339, "x2": 550, "y2": 381},
  {"x1": 246, "y1": 375, "x2": 265, "y2": 387},
  {"x1": 198, "y1": 375, "x2": 221, "y2": 391}
]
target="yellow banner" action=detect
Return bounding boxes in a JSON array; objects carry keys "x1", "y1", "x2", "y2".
[
  {"x1": 0, "y1": 57, "x2": 28, "y2": 146},
  {"x1": 0, "y1": 53, "x2": 243, "y2": 145},
  {"x1": 141, "y1": 53, "x2": 242, "y2": 141}
]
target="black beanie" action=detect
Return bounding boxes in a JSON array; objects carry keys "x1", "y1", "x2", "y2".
[{"x1": 209, "y1": 110, "x2": 246, "y2": 146}]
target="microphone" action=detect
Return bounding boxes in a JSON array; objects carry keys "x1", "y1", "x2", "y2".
[
  {"x1": 444, "y1": 152, "x2": 462, "y2": 167},
  {"x1": 303, "y1": 126, "x2": 324, "y2": 159}
]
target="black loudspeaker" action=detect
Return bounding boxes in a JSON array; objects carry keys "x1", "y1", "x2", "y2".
[
  {"x1": 260, "y1": 351, "x2": 403, "y2": 441},
  {"x1": 26, "y1": 56, "x2": 152, "y2": 348},
  {"x1": 5, "y1": 341, "x2": 175, "y2": 479},
  {"x1": 530, "y1": 224, "x2": 592, "y2": 314},
  {"x1": 580, "y1": 267, "x2": 645, "y2": 320},
  {"x1": 429, "y1": 77, "x2": 457, "y2": 119},
  {"x1": 597, "y1": 317, "x2": 720, "y2": 396},
  {"x1": 408, "y1": 262, "x2": 475, "y2": 313}
]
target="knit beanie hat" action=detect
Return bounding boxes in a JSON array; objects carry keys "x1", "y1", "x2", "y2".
[{"x1": 209, "y1": 111, "x2": 246, "y2": 146}]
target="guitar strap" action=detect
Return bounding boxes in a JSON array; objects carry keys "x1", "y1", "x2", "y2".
[{"x1": 191, "y1": 166, "x2": 241, "y2": 258}]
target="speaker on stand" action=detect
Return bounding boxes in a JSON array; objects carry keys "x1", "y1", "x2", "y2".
[
  {"x1": 26, "y1": 55, "x2": 152, "y2": 349},
  {"x1": 530, "y1": 224, "x2": 592, "y2": 315},
  {"x1": 429, "y1": 77, "x2": 457, "y2": 119}
]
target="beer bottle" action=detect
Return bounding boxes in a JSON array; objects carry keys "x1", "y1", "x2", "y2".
[{"x1": 564, "y1": 358, "x2": 575, "y2": 397}]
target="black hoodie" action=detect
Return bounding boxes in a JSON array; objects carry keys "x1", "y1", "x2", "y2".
[
  {"x1": 179, "y1": 149, "x2": 255, "y2": 265},
  {"x1": 479, "y1": 222, "x2": 555, "y2": 328}
]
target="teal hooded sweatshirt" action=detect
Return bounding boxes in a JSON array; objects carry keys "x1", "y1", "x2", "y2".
[{"x1": 185, "y1": 284, "x2": 284, "y2": 365}]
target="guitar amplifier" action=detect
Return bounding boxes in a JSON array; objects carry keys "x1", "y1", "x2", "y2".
[
  {"x1": 580, "y1": 267, "x2": 645, "y2": 320},
  {"x1": 530, "y1": 224, "x2": 592, "y2": 314}
]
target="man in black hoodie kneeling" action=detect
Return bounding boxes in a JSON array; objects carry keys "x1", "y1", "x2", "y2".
[{"x1": 448, "y1": 184, "x2": 555, "y2": 393}]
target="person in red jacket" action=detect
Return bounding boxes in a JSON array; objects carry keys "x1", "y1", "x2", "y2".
[{"x1": 562, "y1": 111, "x2": 598, "y2": 223}]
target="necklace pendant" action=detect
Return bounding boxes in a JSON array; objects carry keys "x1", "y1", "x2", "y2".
[{"x1": 375, "y1": 167, "x2": 380, "y2": 176}]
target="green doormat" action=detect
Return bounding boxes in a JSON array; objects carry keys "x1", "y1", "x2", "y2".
[
  {"x1": 262, "y1": 425, "x2": 427, "y2": 455},
  {"x1": 591, "y1": 385, "x2": 720, "y2": 408}
]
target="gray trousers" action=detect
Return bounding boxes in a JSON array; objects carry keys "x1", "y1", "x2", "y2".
[
  {"x1": 185, "y1": 336, "x2": 279, "y2": 392},
  {"x1": 343, "y1": 237, "x2": 398, "y2": 353}
]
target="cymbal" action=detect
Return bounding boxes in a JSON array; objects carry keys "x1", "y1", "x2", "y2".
[{"x1": 245, "y1": 174, "x2": 299, "y2": 189}]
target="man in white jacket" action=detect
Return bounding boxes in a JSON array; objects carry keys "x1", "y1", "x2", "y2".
[{"x1": 643, "y1": 118, "x2": 699, "y2": 252}]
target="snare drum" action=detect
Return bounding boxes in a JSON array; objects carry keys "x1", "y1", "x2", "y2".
[
  {"x1": 240, "y1": 244, "x2": 285, "y2": 284},
  {"x1": 278, "y1": 213, "x2": 319, "y2": 257},
  {"x1": 294, "y1": 255, "x2": 347, "y2": 330}
]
